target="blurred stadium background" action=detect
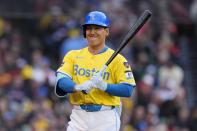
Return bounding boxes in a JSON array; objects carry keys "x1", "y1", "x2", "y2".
[{"x1": 0, "y1": 0, "x2": 197, "y2": 131}]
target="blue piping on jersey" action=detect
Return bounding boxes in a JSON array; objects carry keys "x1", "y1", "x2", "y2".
[
  {"x1": 98, "y1": 46, "x2": 108, "y2": 54},
  {"x1": 106, "y1": 83, "x2": 135, "y2": 97},
  {"x1": 56, "y1": 71, "x2": 72, "y2": 79}
]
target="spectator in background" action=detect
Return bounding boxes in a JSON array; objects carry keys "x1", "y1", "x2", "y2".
[
  {"x1": 189, "y1": 105, "x2": 197, "y2": 131},
  {"x1": 158, "y1": 53, "x2": 184, "y2": 92},
  {"x1": 60, "y1": 26, "x2": 87, "y2": 58}
]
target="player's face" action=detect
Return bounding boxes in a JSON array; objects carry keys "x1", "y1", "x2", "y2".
[{"x1": 86, "y1": 25, "x2": 109, "y2": 47}]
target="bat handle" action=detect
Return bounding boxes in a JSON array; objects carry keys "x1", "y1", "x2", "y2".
[
  {"x1": 98, "y1": 65, "x2": 107, "y2": 75},
  {"x1": 82, "y1": 90, "x2": 87, "y2": 94}
]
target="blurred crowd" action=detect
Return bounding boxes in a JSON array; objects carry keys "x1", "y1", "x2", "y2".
[{"x1": 0, "y1": 0, "x2": 197, "y2": 131}]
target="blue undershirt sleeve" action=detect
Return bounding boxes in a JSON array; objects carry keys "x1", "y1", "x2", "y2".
[
  {"x1": 57, "y1": 76, "x2": 76, "y2": 93},
  {"x1": 105, "y1": 83, "x2": 135, "y2": 97}
]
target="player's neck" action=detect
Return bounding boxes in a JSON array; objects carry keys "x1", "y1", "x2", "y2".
[{"x1": 88, "y1": 44, "x2": 105, "y2": 55}]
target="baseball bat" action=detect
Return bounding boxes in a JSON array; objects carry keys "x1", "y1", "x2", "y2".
[
  {"x1": 99, "y1": 10, "x2": 152, "y2": 74},
  {"x1": 83, "y1": 10, "x2": 152, "y2": 94}
]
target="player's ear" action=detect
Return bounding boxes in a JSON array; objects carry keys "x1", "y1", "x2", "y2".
[{"x1": 105, "y1": 28, "x2": 109, "y2": 37}]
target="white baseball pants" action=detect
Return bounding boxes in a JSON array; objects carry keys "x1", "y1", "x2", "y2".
[{"x1": 67, "y1": 108, "x2": 120, "y2": 131}]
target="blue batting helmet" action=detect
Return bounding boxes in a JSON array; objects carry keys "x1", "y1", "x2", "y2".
[{"x1": 82, "y1": 11, "x2": 110, "y2": 37}]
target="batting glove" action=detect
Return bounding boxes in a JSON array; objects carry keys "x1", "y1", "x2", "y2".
[
  {"x1": 74, "y1": 81, "x2": 95, "y2": 92},
  {"x1": 91, "y1": 72, "x2": 108, "y2": 91}
]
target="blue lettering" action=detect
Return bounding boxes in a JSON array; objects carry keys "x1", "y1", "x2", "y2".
[
  {"x1": 103, "y1": 72, "x2": 109, "y2": 80},
  {"x1": 73, "y1": 64, "x2": 110, "y2": 80},
  {"x1": 92, "y1": 68, "x2": 96, "y2": 76},
  {"x1": 74, "y1": 65, "x2": 78, "y2": 75},
  {"x1": 79, "y1": 68, "x2": 85, "y2": 76},
  {"x1": 86, "y1": 69, "x2": 90, "y2": 77}
]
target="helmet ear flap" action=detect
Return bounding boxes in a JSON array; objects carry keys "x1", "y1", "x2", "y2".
[{"x1": 83, "y1": 26, "x2": 86, "y2": 38}]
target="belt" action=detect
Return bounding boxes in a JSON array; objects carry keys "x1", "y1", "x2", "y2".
[{"x1": 74, "y1": 105, "x2": 115, "y2": 112}]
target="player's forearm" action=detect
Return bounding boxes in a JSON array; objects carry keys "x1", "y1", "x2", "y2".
[
  {"x1": 57, "y1": 77, "x2": 76, "y2": 93},
  {"x1": 105, "y1": 83, "x2": 135, "y2": 97},
  {"x1": 57, "y1": 74, "x2": 94, "y2": 93}
]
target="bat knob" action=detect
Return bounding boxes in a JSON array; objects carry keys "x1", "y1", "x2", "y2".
[{"x1": 82, "y1": 90, "x2": 87, "y2": 94}]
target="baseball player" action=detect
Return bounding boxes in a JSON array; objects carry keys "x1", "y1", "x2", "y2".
[{"x1": 55, "y1": 11, "x2": 136, "y2": 131}]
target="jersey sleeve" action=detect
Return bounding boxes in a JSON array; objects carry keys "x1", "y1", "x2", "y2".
[
  {"x1": 113, "y1": 55, "x2": 136, "y2": 86},
  {"x1": 57, "y1": 51, "x2": 75, "y2": 79}
]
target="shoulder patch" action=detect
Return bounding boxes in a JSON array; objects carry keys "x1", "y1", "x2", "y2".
[{"x1": 125, "y1": 71, "x2": 134, "y2": 80}]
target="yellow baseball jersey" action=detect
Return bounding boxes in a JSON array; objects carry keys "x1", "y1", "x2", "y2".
[{"x1": 57, "y1": 47, "x2": 136, "y2": 106}]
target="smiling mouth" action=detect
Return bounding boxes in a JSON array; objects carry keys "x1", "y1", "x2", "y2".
[{"x1": 89, "y1": 36, "x2": 97, "y2": 40}]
